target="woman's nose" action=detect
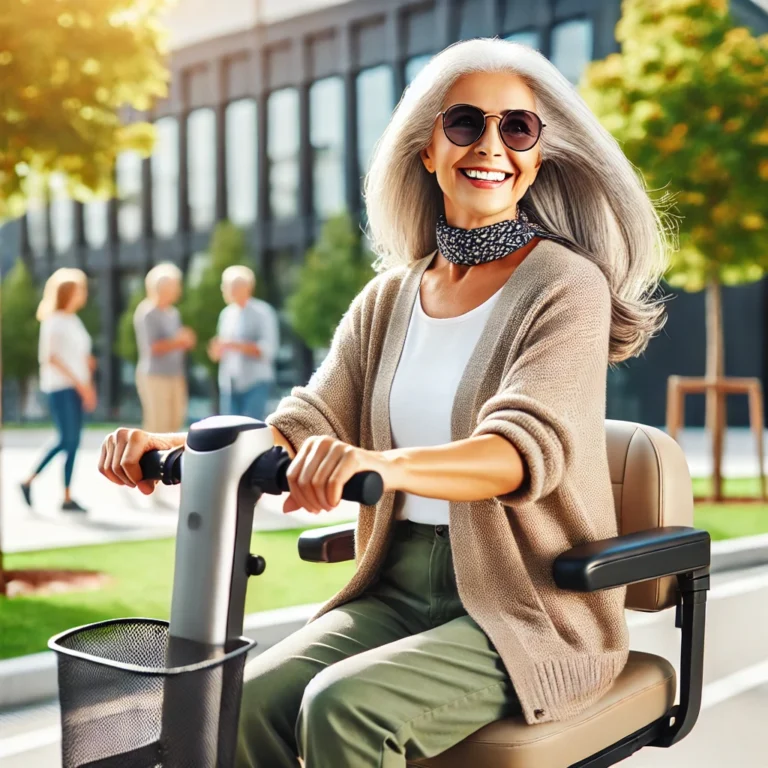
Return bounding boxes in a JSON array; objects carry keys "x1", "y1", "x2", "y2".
[{"x1": 474, "y1": 115, "x2": 504, "y2": 157}]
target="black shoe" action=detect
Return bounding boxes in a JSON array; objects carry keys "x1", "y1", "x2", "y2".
[
  {"x1": 20, "y1": 483, "x2": 32, "y2": 507},
  {"x1": 62, "y1": 499, "x2": 87, "y2": 513}
]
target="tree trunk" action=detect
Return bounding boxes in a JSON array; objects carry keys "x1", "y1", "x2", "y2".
[{"x1": 705, "y1": 277, "x2": 725, "y2": 501}]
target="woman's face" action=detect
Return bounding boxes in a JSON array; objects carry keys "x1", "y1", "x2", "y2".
[
  {"x1": 420, "y1": 72, "x2": 542, "y2": 230},
  {"x1": 71, "y1": 282, "x2": 88, "y2": 312}
]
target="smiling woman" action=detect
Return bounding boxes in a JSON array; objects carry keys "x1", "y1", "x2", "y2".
[{"x1": 98, "y1": 37, "x2": 673, "y2": 768}]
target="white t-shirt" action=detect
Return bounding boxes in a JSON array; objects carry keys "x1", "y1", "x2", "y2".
[
  {"x1": 38, "y1": 312, "x2": 92, "y2": 393},
  {"x1": 389, "y1": 285, "x2": 503, "y2": 525}
]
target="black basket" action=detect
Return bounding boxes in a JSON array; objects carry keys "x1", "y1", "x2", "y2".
[{"x1": 49, "y1": 618, "x2": 257, "y2": 768}]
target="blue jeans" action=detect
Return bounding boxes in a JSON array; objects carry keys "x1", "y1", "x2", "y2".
[
  {"x1": 33, "y1": 387, "x2": 84, "y2": 487},
  {"x1": 220, "y1": 382, "x2": 272, "y2": 421}
]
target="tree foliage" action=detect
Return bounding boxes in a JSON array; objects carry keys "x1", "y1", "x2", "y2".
[
  {"x1": 114, "y1": 286, "x2": 144, "y2": 365},
  {"x1": 180, "y1": 222, "x2": 260, "y2": 377},
  {"x1": 0, "y1": 260, "x2": 40, "y2": 383},
  {"x1": 581, "y1": 0, "x2": 768, "y2": 292},
  {"x1": 0, "y1": 0, "x2": 170, "y2": 219},
  {"x1": 287, "y1": 213, "x2": 375, "y2": 351}
]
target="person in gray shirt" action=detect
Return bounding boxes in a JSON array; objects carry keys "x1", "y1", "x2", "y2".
[
  {"x1": 208, "y1": 265, "x2": 279, "y2": 421},
  {"x1": 133, "y1": 263, "x2": 196, "y2": 433}
]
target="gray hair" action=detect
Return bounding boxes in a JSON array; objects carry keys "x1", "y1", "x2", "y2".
[
  {"x1": 145, "y1": 262, "x2": 182, "y2": 298},
  {"x1": 363, "y1": 38, "x2": 672, "y2": 363}
]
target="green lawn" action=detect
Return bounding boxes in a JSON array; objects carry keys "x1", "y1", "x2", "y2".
[
  {"x1": 1, "y1": 529, "x2": 355, "y2": 660},
  {"x1": 2, "y1": 488, "x2": 767, "y2": 660}
]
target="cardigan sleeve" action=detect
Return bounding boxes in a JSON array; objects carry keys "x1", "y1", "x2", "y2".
[
  {"x1": 265, "y1": 280, "x2": 372, "y2": 455},
  {"x1": 471, "y1": 265, "x2": 611, "y2": 505}
]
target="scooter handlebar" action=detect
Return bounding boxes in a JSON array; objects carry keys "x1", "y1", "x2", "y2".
[{"x1": 139, "y1": 446, "x2": 384, "y2": 507}]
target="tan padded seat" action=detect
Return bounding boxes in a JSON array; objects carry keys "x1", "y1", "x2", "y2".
[{"x1": 408, "y1": 652, "x2": 676, "y2": 768}]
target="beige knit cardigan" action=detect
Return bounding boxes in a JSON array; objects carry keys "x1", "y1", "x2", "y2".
[{"x1": 266, "y1": 240, "x2": 629, "y2": 725}]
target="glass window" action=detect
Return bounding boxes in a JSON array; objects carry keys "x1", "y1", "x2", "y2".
[
  {"x1": 310, "y1": 77, "x2": 345, "y2": 219},
  {"x1": 187, "y1": 108, "x2": 217, "y2": 231},
  {"x1": 116, "y1": 151, "x2": 143, "y2": 242},
  {"x1": 26, "y1": 198, "x2": 48, "y2": 257},
  {"x1": 356, "y1": 66, "x2": 394, "y2": 178},
  {"x1": 152, "y1": 117, "x2": 179, "y2": 238},
  {"x1": 267, "y1": 88, "x2": 300, "y2": 220},
  {"x1": 505, "y1": 30, "x2": 540, "y2": 49},
  {"x1": 551, "y1": 18, "x2": 594, "y2": 84},
  {"x1": 84, "y1": 199, "x2": 108, "y2": 248},
  {"x1": 405, "y1": 54, "x2": 432, "y2": 85},
  {"x1": 226, "y1": 99, "x2": 257, "y2": 226},
  {"x1": 49, "y1": 174, "x2": 74, "y2": 253}
]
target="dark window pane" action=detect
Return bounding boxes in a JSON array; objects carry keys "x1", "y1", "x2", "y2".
[
  {"x1": 152, "y1": 117, "x2": 179, "y2": 237},
  {"x1": 226, "y1": 99, "x2": 257, "y2": 226},
  {"x1": 551, "y1": 18, "x2": 593, "y2": 84},
  {"x1": 267, "y1": 88, "x2": 300, "y2": 220},
  {"x1": 310, "y1": 77, "x2": 345, "y2": 218},
  {"x1": 187, "y1": 108, "x2": 217, "y2": 231},
  {"x1": 356, "y1": 66, "x2": 394, "y2": 178},
  {"x1": 116, "y1": 151, "x2": 143, "y2": 242}
]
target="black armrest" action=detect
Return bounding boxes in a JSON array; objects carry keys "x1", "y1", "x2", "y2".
[
  {"x1": 298, "y1": 522, "x2": 357, "y2": 563},
  {"x1": 554, "y1": 526, "x2": 711, "y2": 592}
]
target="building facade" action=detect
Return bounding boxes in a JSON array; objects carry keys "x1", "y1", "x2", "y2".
[{"x1": 4, "y1": 0, "x2": 768, "y2": 426}]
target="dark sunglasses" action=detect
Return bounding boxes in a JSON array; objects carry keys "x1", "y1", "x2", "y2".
[{"x1": 436, "y1": 104, "x2": 545, "y2": 152}]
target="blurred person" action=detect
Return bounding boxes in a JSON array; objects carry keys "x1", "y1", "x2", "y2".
[
  {"x1": 207, "y1": 265, "x2": 280, "y2": 421},
  {"x1": 21, "y1": 268, "x2": 97, "y2": 512},
  {"x1": 133, "y1": 263, "x2": 195, "y2": 434},
  {"x1": 99, "y1": 39, "x2": 671, "y2": 768}
]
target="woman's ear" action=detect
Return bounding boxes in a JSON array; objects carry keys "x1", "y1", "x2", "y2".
[{"x1": 420, "y1": 146, "x2": 435, "y2": 174}]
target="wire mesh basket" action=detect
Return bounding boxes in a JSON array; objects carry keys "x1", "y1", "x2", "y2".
[{"x1": 49, "y1": 618, "x2": 257, "y2": 768}]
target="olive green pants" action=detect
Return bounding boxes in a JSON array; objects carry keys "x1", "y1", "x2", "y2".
[{"x1": 236, "y1": 521, "x2": 520, "y2": 768}]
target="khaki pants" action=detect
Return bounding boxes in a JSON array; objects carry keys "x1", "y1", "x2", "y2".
[
  {"x1": 136, "y1": 372, "x2": 188, "y2": 433},
  {"x1": 236, "y1": 521, "x2": 520, "y2": 768}
]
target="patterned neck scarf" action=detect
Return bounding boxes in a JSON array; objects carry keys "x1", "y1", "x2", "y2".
[{"x1": 436, "y1": 210, "x2": 561, "y2": 266}]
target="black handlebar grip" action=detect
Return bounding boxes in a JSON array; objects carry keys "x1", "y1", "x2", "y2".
[
  {"x1": 274, "y1": 465, "x2": 384, "y2": 506},
  {"x1": 138, "y1": 447, "x2": 183, "y2": 485},
  {"x1": 139, "y1": 450, "x2": 164, "y2": 481}
]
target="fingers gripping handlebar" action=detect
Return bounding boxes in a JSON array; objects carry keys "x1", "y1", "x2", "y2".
[{"x1": 138, "y1": 445, "x2": 384, "y2": 507}]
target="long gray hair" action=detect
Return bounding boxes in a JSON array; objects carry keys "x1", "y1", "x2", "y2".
[{"x1": 363, "y1": 38, "x2": 672, "y2": 363}]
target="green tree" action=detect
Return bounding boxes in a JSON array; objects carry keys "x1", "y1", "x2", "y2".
[
  {"x1": 581, "y1": 0, "x2": 768, "y2": 384},
  {"x1": 114, "y1": 287, "x2": 144, "y2": 365},
  {"x1": 287, "y1": 213, "x2": 375, "y2": 351},
  {"x1": 180, "y1": 222, "x2": 258, "y2": 378},
  {"x1": 0, "y1": 0, "x2": 170, "y2": 219},
  {"x1": 0, "y1": 260, "x2": 41, "y2": 419}
]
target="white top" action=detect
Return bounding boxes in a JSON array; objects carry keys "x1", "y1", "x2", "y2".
[
  {"x1": 389, "y1": 284, "x2": 503, "y2": 525},
  {"x1": 38, "y1": 312, "x2": 92, "y2": 393}
]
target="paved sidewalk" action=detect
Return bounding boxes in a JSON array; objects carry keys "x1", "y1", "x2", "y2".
[
  {"x1": 1, "y1": 428, "x2": 357, "y2": 554},
  {"x1": 1, "y1": 426, "x2": 765, "y2": 554}
]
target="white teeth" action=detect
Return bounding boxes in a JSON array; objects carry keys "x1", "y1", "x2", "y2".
[{"x1": 463, "y1": 169, "x2": 507, "y2": 182}]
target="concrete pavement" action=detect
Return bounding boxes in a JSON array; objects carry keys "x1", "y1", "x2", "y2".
[{"x1": 1, "y1": 428, "x2": 358, "y2": 554}]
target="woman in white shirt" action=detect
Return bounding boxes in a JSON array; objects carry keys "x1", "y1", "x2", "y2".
[{"x1": 20, "y1": 268, "x2": 97, "y2": 512}]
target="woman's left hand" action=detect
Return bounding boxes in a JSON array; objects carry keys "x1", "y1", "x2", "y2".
[{"x1": 283, "y1": 435, "x2": 394, "y2": 514}]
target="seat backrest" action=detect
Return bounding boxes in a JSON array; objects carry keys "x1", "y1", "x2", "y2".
[{"x1": 606, "y1": 420, "x2": 694, "y2": 612}]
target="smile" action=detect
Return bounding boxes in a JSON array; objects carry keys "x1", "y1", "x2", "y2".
[{"x1": 459, "y1": 168, "x2": 513, "y2": 186}]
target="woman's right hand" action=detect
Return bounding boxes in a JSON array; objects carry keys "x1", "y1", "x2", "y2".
[
  {"x1": 99, "y1": 428, "x2": 186, "y2": 495},
  {"x1": 78, "y1": 383, "x2": 98, "y2": 413}
]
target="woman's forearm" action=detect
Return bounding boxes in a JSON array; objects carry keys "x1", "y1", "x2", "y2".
[
  {"x1": 49, "y1": 356, "x2": 87, "y2": 388},
  {"x1": 383, "y1": 434, "x2": 525, "y2": 502}
]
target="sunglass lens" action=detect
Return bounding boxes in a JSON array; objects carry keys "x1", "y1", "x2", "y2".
[
  {"x1": 500, "y1": 111, "x2": 541, "y2": 151},
  {"x1": 442, "y1": 105, "x2": 484, "y2": 146}
]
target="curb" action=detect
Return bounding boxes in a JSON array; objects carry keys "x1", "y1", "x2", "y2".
[{"x1": 2, "y1": 535, "x2": 767, "y2": 711}]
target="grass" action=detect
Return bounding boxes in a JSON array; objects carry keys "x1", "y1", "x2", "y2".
[
  {"x1": 1, "y1": 479, "x2": 767, "y2": 659},
  {"x1": 0, "y1": 529, "x2": 355, "y2": 660}
]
